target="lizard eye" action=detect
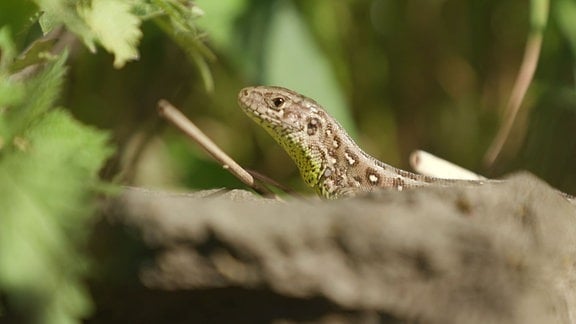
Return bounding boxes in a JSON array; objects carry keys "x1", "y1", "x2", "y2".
[{"x1": 271, "y1": 97, "x2": 285, "y2": 108}]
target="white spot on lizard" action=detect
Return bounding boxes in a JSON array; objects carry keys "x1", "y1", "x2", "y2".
[{"x1": 344, "y1": 152, "x2": 356, "y2": 166}]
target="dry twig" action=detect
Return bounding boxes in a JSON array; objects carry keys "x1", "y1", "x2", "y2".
[{"x1": 157, "y1": 99, "x2": 279, "y2": 198}]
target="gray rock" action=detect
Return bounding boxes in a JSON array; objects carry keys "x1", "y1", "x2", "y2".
[{"x1": 95, "y1": 173, "x2": 576, "y2": 323}]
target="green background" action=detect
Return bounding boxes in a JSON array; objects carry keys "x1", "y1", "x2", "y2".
[{"x1": 1, "y1": 0, "x2": 576, "y2": 322}]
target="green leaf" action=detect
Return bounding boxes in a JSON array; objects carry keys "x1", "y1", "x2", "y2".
[
  {"x1": 79, "y1": 0, "x2": 142, "y2": 68},
  {"x1": 0, "y1": 109, "x2": 112, "y2": 323},
  {"x1": 0, "y1": 27, "x2": 18, "y2": 72},
  {"x1": 35, "y1": 0, "x2": 144, "y2": 68},
  {"x1": 3, "y1": 53, "x2": 67, "y2": 140},
  {"x1": 34, "y1": 0, "x2": 97, "y2": 52},
  {"x1": 0, "y1": 27, "x2": 113, "y2": 322},
  {"x1": 0, "y1": 79, "x2": 25, "y2": 111}
]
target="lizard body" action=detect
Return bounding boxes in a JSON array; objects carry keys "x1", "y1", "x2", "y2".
[{"x1": 238, "y1": 86, "x2": 491, "y2": 199}]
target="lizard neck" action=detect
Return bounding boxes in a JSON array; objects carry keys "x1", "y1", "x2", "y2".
[
  {"x1": 285, "y1": 133, "x2": 325, "y2": 188},
  {"x1": 261, "y1": 124, "x2": 324, "y2": 188}
]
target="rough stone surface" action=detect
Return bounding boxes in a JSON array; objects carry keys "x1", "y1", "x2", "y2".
[{"x1": 91, "y1": 173, "x2": 576, "y2": 323}]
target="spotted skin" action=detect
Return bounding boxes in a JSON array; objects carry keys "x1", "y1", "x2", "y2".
[{"x1": 238, "y1": 86, "x2": 489, "y2": 199}]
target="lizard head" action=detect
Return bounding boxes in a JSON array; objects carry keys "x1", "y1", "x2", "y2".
[
  {"x1": 238, "y1": 86, "x2": 329, "y2": 188},
  {"x1": 238, "y1": 86, "x2": 324, "y2": 135}
]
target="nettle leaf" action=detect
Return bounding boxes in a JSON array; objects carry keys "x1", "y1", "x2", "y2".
[
  {"x1": 0, "y1": 109, "x2": 112, "y2": 323},
  {"x1": 35, "y1": 0, "x2": 97, "y2": 52},
  {"x1": 79, "y1": 0, "x2": 142, "y2": 68},
  {"x1": 0, "y1": 80, "x2": 25, "y2": 113},
  {"x1": 35, "y1": 0, "x2": 143, "y2": 68},
  {"x1": 4, "y1": 53, "x2": 67, "y2": 140},
  {"x1": 0, "y1": 32, "x2": 112, "y2": 322},
  {"x1": 132, "y1": 1, "x2": 164, "y2": 20}
]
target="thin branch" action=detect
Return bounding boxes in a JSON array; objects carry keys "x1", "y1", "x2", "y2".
[
  {"x1": 484, "y1": 32, "x2": 543, "y2": 166},
  {"x1": 157, "y1": 99, "x2": 278, "y2": 198}
]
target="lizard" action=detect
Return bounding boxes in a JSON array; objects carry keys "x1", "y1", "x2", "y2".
[{"x1": 236, "y1": 86, "x2": 543, "y2": 199}]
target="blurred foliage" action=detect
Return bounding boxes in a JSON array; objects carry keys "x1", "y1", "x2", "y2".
[
  {"x1": 0, "y1": 0, "x2": 211, "y2": 322},
  {"x1": 0, "y1": 28, "x2": 110, "y2": 323},
  {"x1": 1, "y1": 0, "x2": 576, "y2": 321}
]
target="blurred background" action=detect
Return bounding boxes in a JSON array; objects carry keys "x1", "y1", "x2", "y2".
[
  {"x1": 65, "y1": 0, "x2": 576, "y2": 194},
  {"x1": 1, "y1": 0, "x2": 576, "y2": 322}
]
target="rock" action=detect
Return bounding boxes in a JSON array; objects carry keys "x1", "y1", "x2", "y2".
[{"x1": 91, "y1": 173, "x2": 576, "y2": 323}]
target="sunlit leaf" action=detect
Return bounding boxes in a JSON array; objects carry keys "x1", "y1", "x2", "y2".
[
  {"x1": 79, "y1": 0, "x2": 142, "y2": 68},
  {"x1": 34, "y1": 0, "x2": 97, "y2": 52}
]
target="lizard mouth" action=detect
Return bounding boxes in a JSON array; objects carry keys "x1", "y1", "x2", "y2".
[
  {"x1": 237, "y1": 87, "x2": 257, "y2": 112},
  {"x1": 238, "y1": 87, "x2": 291, "y2": 130}
]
